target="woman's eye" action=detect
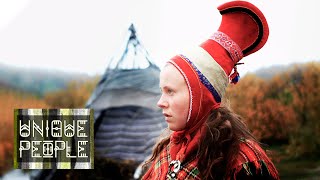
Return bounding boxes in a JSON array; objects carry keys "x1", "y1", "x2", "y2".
[{"x1": 167, "y1": 89, "x2": 174, "y2": 95}]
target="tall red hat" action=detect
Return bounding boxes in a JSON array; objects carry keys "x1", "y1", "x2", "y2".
[
  {"x1": 168, "y1": 0, "x2": 269, "y2": 131},
  {"x1": 201, "y1": 0, "x2": 269, "y2": 77}
]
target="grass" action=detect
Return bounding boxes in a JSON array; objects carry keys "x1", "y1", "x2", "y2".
[{"x1": 270, "y1": 145, "x2": 320, "y2": 180}]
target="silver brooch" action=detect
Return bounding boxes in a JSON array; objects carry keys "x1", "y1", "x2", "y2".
[{"x1": 167, "y1": 160, "x2": 181, "y2": 179}]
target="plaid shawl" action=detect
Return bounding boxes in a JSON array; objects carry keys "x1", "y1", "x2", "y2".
[
  {"x1": 142, "y1": 142, "x2": 201, "y2": 180},
  {"x1": 142, "y1": 138, "x2": 279, "y2": 180}
]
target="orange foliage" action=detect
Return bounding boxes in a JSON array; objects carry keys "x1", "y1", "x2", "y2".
[
  {"x1": 250, "y1": 99, "x2": 297, "y2": 140},
  {"x1": 226, "y1": 73, "x2": 298, "y2": 141},
  {"x1": 226, "y1": 62, "x2": 320, "y2": 158},
  {"x1": 0, "y1": 90, "x2": 49, "y2": 175}
]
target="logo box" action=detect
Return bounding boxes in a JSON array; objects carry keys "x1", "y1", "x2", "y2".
[{"x1": 14, "y1": 109, "x2": 94, "y2": 169}]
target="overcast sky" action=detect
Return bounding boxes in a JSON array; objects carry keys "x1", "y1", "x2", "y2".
[{"x1": 0, "y1": 0, "x2": 319, "y2": 76}]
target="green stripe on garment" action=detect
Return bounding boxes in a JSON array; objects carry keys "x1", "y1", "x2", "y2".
[
  {"x1": 155, "y1": 160, "x2": 162, "y2": 169},
  {"x1": 189, "y1": 167, "x2": 200, "y2": 177},
  {"x1": 261, "y1": 160, "x2": 270, "y2": 175},
  {"x1": 242, "y1": 162, "x2": 253, "y2": 176}
]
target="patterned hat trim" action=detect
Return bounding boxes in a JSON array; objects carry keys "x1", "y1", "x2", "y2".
[
  {"x1": 180, "y1": 46, "x2": 228, "y2": 99},
  {"x1": 210, "y1": 31, "x2": 244, "y2": 63}
]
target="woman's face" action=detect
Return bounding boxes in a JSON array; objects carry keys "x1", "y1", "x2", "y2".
[{"x1": 157, "y1": 63, "x2": 190, "y2": 131}]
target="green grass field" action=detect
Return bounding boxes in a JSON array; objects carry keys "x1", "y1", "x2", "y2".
[{"x1": 271, "y1": 145, "x2": 320, "y2": 180}]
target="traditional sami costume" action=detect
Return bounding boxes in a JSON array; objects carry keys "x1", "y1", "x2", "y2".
[{"x1": 143, "y1": 1, "x2": 279, "y2": 179}]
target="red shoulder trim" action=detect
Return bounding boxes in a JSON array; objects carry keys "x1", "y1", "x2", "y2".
[{"x1": 231, "y1": 139, "x2": 279, "y2": 179}]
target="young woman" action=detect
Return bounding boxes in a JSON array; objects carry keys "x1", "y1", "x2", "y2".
[{"x1": 142, "y1": 1, "x2": 279, "y2": 180}]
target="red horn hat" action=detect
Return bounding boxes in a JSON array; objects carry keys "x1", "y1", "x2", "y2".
[
  {"x1": 168, "y1": 0, "x2": 270, "y2": 132},
  {"x1": 201, "y1": 0, "x2": 269, "y2": 77}
]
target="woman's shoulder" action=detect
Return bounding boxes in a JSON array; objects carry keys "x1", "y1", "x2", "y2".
[{"x1": 228, "y1": 138, "x2": 280, "y2": 180}]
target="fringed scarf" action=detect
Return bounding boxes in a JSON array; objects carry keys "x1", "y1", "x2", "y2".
[{"x1": 228, "y1": 139, "x2": 280, "y2": 180}]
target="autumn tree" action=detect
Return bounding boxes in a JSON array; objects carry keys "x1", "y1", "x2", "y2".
[
  {"x1": 225, "y1": 73, "x2": 297, "y2": 142},
  {"x1": 285, "y1": 62, "x2": 320, "y2": 158},
  {"x1": 226, "y1": 61, "x2": 320, "y2": 158}
]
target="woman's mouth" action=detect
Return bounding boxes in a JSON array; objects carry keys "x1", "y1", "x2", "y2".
[
  {"x1": 163, "y1": 113, "x2": 172, "y2": 121},
  {"x1": 163, "y1": 113, "x2": 172, "y2": 117}
]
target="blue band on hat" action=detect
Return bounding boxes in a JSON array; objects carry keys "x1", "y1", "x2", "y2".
[{"x1": 179, "y1": 54, "x2": 221, "y2": 103}]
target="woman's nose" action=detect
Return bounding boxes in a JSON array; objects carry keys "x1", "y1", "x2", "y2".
[{"x1": 157, "y1": 96, "x2": 168, "y2": 108}]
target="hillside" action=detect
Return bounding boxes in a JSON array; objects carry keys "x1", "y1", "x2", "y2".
[
  {"x1": 0, "y1": 63, "x2": 92, "y2": 96},
  {"x1": 253, "y1": 64, "x2": 289, "y2": 79},
  {"x1": 253, "y1": 60, "x2": 319, "y2": 79}
]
